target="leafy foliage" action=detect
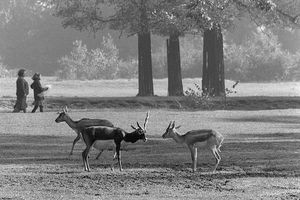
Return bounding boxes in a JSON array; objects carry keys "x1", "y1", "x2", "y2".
[
  {"x1": 224, "y1": 27, "x2": 299, "y2": 81},
  {"x1": 185, "y1": 83, "x2": 215, "y2": 109},
  {"x1": 0, "y1": 57, "x2": 9, "y2": 78},
  {"x1": 57, "y1": 34, "x2": 120, "y2": 80},
  {"x1": 184, "y1": 80, "x2": 239, "y2": 109}
]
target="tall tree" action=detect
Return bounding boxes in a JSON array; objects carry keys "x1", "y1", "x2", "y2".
[
  {"x1": 166, "y1": 32, "x2": 183, "y2": 96},
  {"x1": 185, "y1": 0, "x2": 300, "y2": 96},
  {"x1": 202, "y1": 25, "x2": 225, "y2": 96},
  {"x1": 151, "y1": 1, "x2": 188, "y2": 96},
  {"x1": 137, "y1": 0, "x2": 153, "y2": 96},
  {"x1": 44, "y1": 0, "x2": 155, "y2": 96}
]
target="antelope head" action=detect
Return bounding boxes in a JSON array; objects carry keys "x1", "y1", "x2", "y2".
[
  {"x1": 55, "y1": 106, "x2": 69, "y2": 123},
  {"x1": 162, "y1": 121, "x2": 181, "y2": 138},
  {"x1": 130, "y1": 111, "x2": 149, "y2": 142}
]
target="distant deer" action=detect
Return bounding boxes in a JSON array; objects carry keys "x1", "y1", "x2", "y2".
[
  {"x1": 55, "y1": 106, "x2": 114, "y2": 158},
  {"x1": 162, "y1": 121, "x2": 224, "y2": 172},
  {"x1": 81, "y1": 112, "x2": 149, "y2": 172}
]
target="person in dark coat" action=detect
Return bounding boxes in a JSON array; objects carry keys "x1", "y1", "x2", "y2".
[
  {"x1": 13, "y1": 69, "x2": 29, "y2": 113},
  {"x1": 31, "y1": 73, "x2": 48, "y2": 113}
]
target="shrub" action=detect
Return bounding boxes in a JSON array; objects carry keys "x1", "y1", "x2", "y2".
[
  {"x1": 184, "y1": 83, "x2": 216, "y2": 109},
  {"x1": 185, "y1": 81, "x2": 239, "y2": 109},
  {"x1": 57, "y1": 34, "x2": 121, "y2": 80},
  {"x1": 0, "y1": 65, "x2": 8, "y2": 78},
  {"x1": 224, "y1": 27, "x2": 297, "y2": 81}
]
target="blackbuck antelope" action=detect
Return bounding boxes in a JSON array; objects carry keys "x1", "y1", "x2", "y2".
[
  {"x1": 162, "y1": 121, "x2": 224, "y2": 173},
  {"x1": 55, "y1": 106, "x2": 114, "y2": 158},
  {"x1": 81, "y1": 112, "x2": 149, "y2": 172}
]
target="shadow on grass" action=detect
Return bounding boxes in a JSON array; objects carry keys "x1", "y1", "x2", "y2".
[{"x1": 0, "y1": 133, "x2": 299, "y2": 179}]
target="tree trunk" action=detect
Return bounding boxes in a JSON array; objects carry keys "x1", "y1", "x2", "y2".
[
  {"x1": 202, "y1": 26, "x2": 225, "y2": 96},
  {"x1": 137, "y1": 0, "x2": 154, "y2": 96},
  {"x1": 137, "y1": 32, "x2": 154, "y2": 96},
  {"x1": 166, "y1": 33, "x2": 183, "y2": 96}
]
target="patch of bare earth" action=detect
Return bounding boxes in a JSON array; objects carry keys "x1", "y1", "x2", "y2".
[
  {"x1": 0, "y1": 132, "x2": 299, "y2": 200},
  {"x1": 0, "y1": 164, "x2": 299, "y2": 200}
]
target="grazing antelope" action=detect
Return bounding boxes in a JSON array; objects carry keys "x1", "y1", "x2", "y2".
[
  {"x1": 81, "y1": 112, "x2": 149, "y2": 172},
  {"x1": 162, "y1": 121, "x2": 224, "y2": 173},
  {"x1": 55, "y1": 106, "x2": 114, "y2": 157}
]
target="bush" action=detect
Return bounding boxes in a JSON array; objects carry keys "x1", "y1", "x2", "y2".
[
  {"x1": 0, "y1": 65, "x2": 8, "y2": 78},
  {"x1": 184, "y1": 83, "x2": 216, "y2": 109},
  {"x1": 224, "y1": 28, "x2": 298, "y2": 81},
  {"x1": 57, "y1": 34, "x2": 122, "y2": 80},
  {"x1": 0, "y1": 56, "x2": 9, "y2": 77}
]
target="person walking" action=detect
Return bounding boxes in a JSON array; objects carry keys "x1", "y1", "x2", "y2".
[
  {"x1": 31, "y1": 73, "x2": 48, "y2": 113},
  {"x1": 13, "y1": 69, "x2": 29, "y2": 113}
]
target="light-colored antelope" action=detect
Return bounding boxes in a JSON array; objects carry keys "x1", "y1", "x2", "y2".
[
  {"x1": 162, "y1": 121, "x2": 224, "y2": 172},
  {"x1": 81, "y1": 112, "x2": 149, "y2": 172},
  {"x1": 55, "y1": 106, "x2": 114, "y2": 158}
]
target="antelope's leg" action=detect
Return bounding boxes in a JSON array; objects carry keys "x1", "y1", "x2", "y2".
[
  {"x1": 82, "y1": 144, "x2": 93, "y2": 172},
  {"x1": 116, "y1": 143, "x2": 123, "y2": 171},
  {"x1": 82, "y1": 149, "x2": 87, "y2": 171},
  {"x1": 194, "y1": 147, "x2": 198, "y2": 171},
  {"x1": 70, "y1": 133, "x2": 81, "y2": 156},
  {"x1": 188, "y1": 144, "x2": 196, "y2": 172},
  {"x1": 110, "y1": 150, "x2": 117, "y2": 171},
  {"x1": 210, "y1": 147, "x2": 221, "y2": 173},
  {"x1": 81, "y1": 131, "x2": 94, "y2": 172}
]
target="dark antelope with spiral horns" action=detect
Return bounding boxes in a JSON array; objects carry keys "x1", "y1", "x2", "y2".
[
  {"x1": 81, "y1": 111, "x2": 150, "y2": 172},
  {"x1": 55, "y1": 106, "x2": 114, "y2": 158},
  {"x1": 162, "y1": 121, "x2": 224, "y2": 172}
]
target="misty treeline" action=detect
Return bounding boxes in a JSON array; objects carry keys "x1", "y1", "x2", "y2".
[
  {"x1": 52, "y1": 28, "x2": 300, "y2": 82},
  {"x1": 0, "y1": 0, "x2": 299, "y2": 83}
]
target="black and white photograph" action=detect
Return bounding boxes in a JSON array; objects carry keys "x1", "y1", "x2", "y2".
[{"x1": 0, "y1": 0, "x2": 299, "y2": 199}]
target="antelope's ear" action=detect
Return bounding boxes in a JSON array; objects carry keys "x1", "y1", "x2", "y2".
[
  {"x1": 175, "y1": 125, "x2": 181, "y2": 129},
  {"x1": 131, "y1": 125, "x2": 137, "y2": 130}
]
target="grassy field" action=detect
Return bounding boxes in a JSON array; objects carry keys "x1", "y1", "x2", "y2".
[
  {"x1": 1, "y1": 77, "x2": 300, "y2": 98},
  {"x1": 0, "y1": 77, "x2": 300, "y2": 199},
  {"x1": 1, "y1": 77, "x2": 300, "y2": 111},
  {"x1": 0, "y1": 109, "x2": 299, "y2": 199}
]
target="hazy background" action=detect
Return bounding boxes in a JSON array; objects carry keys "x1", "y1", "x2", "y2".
[{"x1": 0, "y1": 8, "x2": 299, "y2": 82}]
